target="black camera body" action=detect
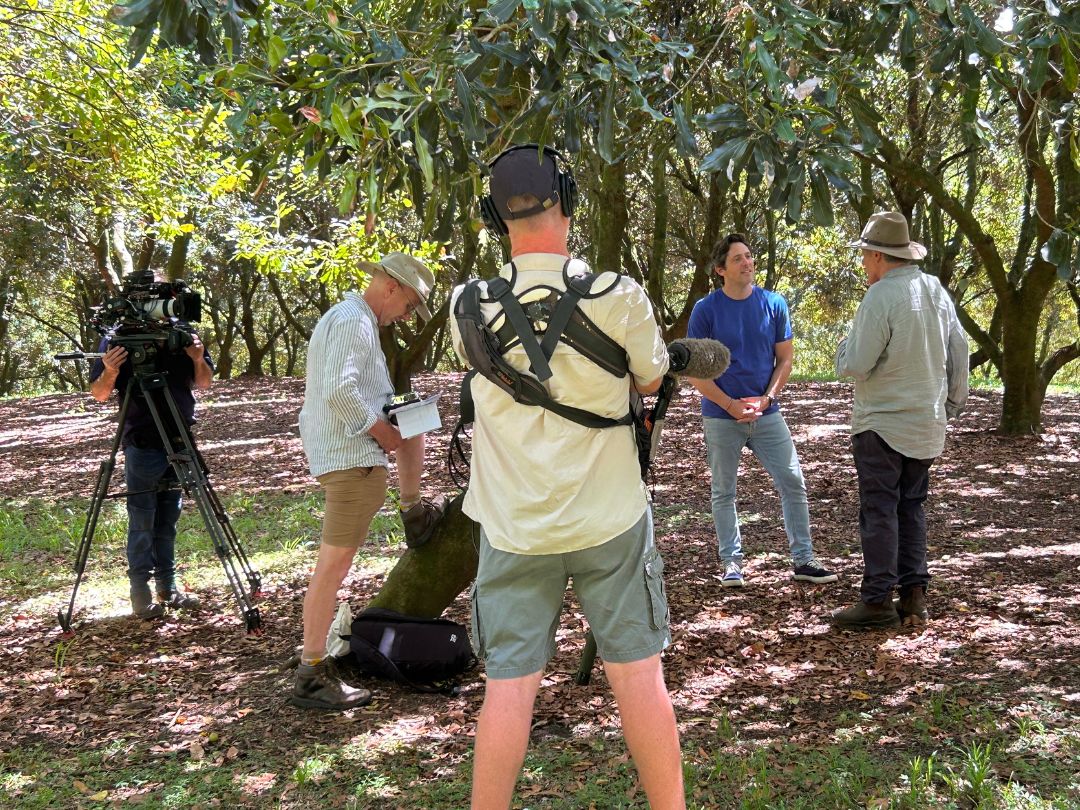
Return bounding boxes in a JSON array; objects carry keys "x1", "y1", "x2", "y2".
[{"x1": 92, "y1": 271, "x2": 204, "y2": 373}]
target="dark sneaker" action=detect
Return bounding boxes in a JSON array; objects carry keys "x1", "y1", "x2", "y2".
[
  {"x1": 290, "y1": 660, "x2": 372, "y2": 710},
  {"x1": 793, "y1": 559, "x2": 838, "y2": 584},
  {"x1": 400, "y1": 495, "x2": 449, "y2": 549},
  {"x1": 721, "y1": 561, "x2": 744, "y2": 588},
  {"x1": 831, "y1": 600, "x2": 901, "y2": 629},
  {"x1": 130, "y1": 585, "x2": 165, "y2": 620},
  {"x1": 897, "y1": 586, "x2": 928, "y2": 627},
  {"x1": 158, "y1": 589, "x2": 201, "y2": 611}
]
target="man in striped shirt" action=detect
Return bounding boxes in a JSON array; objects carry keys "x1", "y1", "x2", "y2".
[{"x1": 291, "y1": 252, "x2": 447, "y2": 710}]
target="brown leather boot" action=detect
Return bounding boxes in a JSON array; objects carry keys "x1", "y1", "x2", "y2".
[
  {"x1": 400, "y1": 495, "x2": 449, "y2": 549},
  {"x1": 290, "y1": 660, "x2": 372, "y2": 710},
  {"x1": 897, "y1": 586, "x2": 928, "y2": 626},
  {"x1": 831, "y1": 599, "x2": 901, "y2": 629}
]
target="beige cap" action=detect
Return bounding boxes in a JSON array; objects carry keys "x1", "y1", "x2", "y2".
[
  {"x1": 848, "y1": 211, "x2": 927, "y2": 261},
  {"x1": 375, "y1": 252, "x2": 435, "y2": 321}
]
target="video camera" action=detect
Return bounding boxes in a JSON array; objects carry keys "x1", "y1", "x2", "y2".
[{"x1": 75, "y1": 270, "x2": 205, "y2": 371}]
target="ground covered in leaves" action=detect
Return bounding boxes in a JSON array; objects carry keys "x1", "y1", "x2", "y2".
[{"x1": 1, "y1": 375, "x2": 1078, "y2": 808}]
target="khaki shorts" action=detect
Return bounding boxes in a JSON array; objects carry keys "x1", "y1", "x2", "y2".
[
  {"x1": 316, "y1": 466, "x2": 388, "y2": 548},
  {"x1": 470, "y1": 508, "x2": 671, "y2": 679}
]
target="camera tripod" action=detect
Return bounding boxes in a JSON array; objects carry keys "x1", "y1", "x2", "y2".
[{"x1": 58, "y1": 368, "x2": 262, "y2": 634}]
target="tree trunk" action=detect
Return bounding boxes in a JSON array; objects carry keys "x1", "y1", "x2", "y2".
[
  {"x1": 367, "y1": 494, "x2": 477, "y2": 617},
  {"x1": 592, "y1": 159, "x2": 628, "y2": 275},
  {"x1": 998, "y1": 293, "x2": 1046, "y2": 434}
]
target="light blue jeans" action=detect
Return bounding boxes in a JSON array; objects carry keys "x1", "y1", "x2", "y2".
[{"x1": 703, "y1": 411, "x2": 814, "y2": 567}]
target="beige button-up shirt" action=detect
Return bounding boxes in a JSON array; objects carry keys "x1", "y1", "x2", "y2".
[
  {"x1": 836, "y1": 264, "x2": 969, "y2": 459},
  {"x1": 450, "y1": 253, "x2": 669, "y2": 554}
]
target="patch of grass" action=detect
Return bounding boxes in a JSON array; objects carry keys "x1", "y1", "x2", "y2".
[{"x1": 0, "y1": 491, "x2": 408, "y2": 621}]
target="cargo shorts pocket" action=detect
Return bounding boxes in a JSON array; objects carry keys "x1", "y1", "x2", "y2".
[
  {"x1": 468, "y1": 582, "x2": 486, "y2": 659},
  {"x1": 643, "y1": 548, "x2": 669, "y2": 631}
]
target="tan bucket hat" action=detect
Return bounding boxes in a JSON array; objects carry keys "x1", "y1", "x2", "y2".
[
  {"x1": 848, "y1": 211, "x2": 927, "y2": 261},
  {"x1": 374, "y1": 252, "x2": 435, "y2": 321}
]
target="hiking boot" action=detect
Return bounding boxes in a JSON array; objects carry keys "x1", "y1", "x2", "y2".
[
  {"x1": 290, "y1": 660, "x2": 372, "y2": 710},
  {"x1": 897, "y1": 586, "x2": 928, "y2": 627},
  {"x1": 158, "y1": 588, "x2": 201, "y2": 611},
  {"x1": 721, "y1": 561, "x2": 745, "y2": 589},
  {"x1": 831, "y1": 599, "x2": 901, "y2": 629},
  {"x1": 793, "y1": 558, "x2": 839, "y2": 584},
  {"x1": 130, "y1": 585, "x2": 165, "y2": 620},
  {"x1": 400, "y1": 495, "x2": 449, "y2": 549}
]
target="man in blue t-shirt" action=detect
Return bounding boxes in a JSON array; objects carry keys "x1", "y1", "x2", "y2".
[{"x1": 687, "y1": 233, "x2": 836, "y2": 588}]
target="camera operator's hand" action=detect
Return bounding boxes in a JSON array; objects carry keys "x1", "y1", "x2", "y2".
[
  {"x1": 368, "y1": 418, "x2": 403, "y2": 453},
  {"x1": 185, "y1": 333, "x2": 206, "y2": 362},
  {"x1": 185, "y1": 333, "x2": 214, "y2": 390},
  {"x1": 102, "y1": 345, "x2": 128, "y2": 372}
]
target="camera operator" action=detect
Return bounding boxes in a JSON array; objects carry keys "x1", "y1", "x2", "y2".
[
  {"x1": 291, "y1": 253, "x2": 448, "y2": 711},
  {"x1": 450, "y1": 145, "x2": 684, "y2": 809},
  {"x1": 89, "y1": 318, "x2": 213, "y2": 620}
]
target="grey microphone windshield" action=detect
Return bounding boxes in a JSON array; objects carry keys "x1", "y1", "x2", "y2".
[{"x1": 667, "y1": 338, "x2": 731, "y2": 379}]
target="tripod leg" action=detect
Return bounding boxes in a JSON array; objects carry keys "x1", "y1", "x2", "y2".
[
  {"x1": 58, "y1": 383, "x2": 133, "y2": 633},
  {"x1": 139, "y1": 377, "x2": 262, "y2": 633}
]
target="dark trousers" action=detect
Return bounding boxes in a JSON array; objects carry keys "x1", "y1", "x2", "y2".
[
  {"x1": 851, "y1": 431, "x2": 934, "y2": 603},
  {"x1": 124, "y1": 445, "x2": 182, "y2": 594}
]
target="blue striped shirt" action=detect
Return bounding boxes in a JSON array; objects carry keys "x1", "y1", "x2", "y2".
[{"x1": 299, "y1": 293, "x2": 394, "y2": 477}]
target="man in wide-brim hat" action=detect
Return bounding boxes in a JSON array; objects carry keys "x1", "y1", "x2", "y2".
[
  {"x1": 833, "y1": 212, "x2": 969, "y2": 630},
  {"x1": 292, "y1": 251, "x2": 448, "y2": 709}
]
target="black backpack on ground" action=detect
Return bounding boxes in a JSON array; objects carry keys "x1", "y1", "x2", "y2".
[{"x1": 344, "y1": 608, "x2": 476, "y2": 695}]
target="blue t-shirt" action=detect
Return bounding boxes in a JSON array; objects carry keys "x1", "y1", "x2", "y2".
[{"x1": 687, "y1": 286, "x2": 792, "y2": 420}]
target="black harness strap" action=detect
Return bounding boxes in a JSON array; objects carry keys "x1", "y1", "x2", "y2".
[
  {"x1": 537, "y1": 274, "x2": 588, "y2": 360},
  {"x1": 487, "y1": 277, "x2": 552, "y2": 382}
]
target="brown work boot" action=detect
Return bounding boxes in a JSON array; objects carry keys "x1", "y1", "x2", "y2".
[
  {"x1": 290, "y1": 660, "x2": 372, "y2": 710},
  {"x1": 897, "y1": 586, "x2": 928, "y2": 627},
  {"x1": 400, "y1": 494, "x2": 449, "y2": 549},
  {"x1": 831, "y1": 599, "x2": 901, "y2": 629}
]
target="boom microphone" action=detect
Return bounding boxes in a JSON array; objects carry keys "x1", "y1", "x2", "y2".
[{"x1": 667, "y1": 338, "x2": 731, "y2": 380}]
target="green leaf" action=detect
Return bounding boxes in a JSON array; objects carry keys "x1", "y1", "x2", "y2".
[
  {"x1": 267, "y1": 34, "x2": 286, "y2": 69},
  {"x1": 753, "y1": 38, "x2": 781, "y2": 94},
  {"x1": 785, "y1": 163, "x2": 805, "y2": 223},
  {"x1": 330, "y1": 103, "x2": 359, "y2": 149},
  {"x1": 774, "y1": 116, "x2": 797, "y2": 143},
  {"x1": 673, "y1": 101, "x2": 698, "y2": 158},
  {"x1": 484, "y1": 0, "x2": 521, "y2": 23},
  {"x1": 1026, "y1": 45, "x2": 1049, "y2": 92},
  {"x1": 414, "y1": 125, "x2": 434, "y2": 193},
  {"x1": 700, "y1": 137, "x2": 750, "y2": 180},
  {"x1": 366, "y1": 163, "x2": 379, "y2": 215},
  {"x1": 565, "y1": 103, "x2": 581, "y2": 153},
  {"x1": 809, "y1": 168, "x2": 834, "y2": 226},
  {"x1": 598, "y1": 79, "x2": 616, "y2": 163},
  {"x1": 454, "y1": 71, "x2": 485, "y2": 143},
  {"x1": 1060, "y1": 32, "x2": 1078, "y2": 93},
  {"x1": 338, "y1": 168, "x2": 358, "y2": 213}
]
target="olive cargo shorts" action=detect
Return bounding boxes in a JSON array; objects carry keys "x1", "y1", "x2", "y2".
[{"x1": 471, "y1": 508, "x2": 671, "y2": 679}]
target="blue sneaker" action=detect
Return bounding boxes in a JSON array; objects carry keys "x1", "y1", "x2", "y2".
[{"x1": 721, "y1": 561, "x2": 744, "y2": 588}]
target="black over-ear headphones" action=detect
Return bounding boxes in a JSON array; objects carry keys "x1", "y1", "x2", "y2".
[{"x1": 479, "y1": 144, "x2": 578, "y2": 236}]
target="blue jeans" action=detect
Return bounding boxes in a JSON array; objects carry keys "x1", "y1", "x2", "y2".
[
  {"x1": 703, "y1": 411, "x2": 814, "y2": 566},
  {"x1": 124, "y1": 445, "x2": 182, "y2": 593}
]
